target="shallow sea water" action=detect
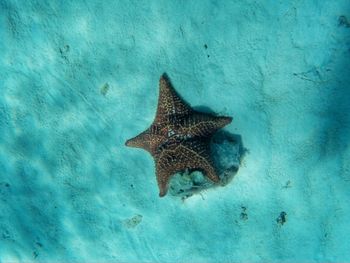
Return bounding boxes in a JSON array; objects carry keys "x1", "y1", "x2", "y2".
[{"x1": 1, "y1": 0, "x2": 350, "y2": 262}]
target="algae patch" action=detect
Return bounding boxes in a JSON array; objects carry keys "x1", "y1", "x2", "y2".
[
  {"x1": 123, "y1": 214, "x2": 143, "y2": 229},
  {"x1": 100, "y1": 83, "x2": 110, "y2": 96}
]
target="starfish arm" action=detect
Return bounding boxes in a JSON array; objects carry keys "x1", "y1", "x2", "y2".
[
  {"x1": 155, "y1": 140, "x2": 219, "y2": 197},
  {"x1": 154, "y1": 74, "x2": 193, "y2": 124},
  {"x1": 125, "y1": 129, "x2": 162, "y2": 153},
  {"x1": 183, "y1": 113, "x2": 232, "y2": 137}
]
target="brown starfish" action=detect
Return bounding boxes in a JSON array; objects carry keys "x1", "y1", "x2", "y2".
[{"x1": 125, "y1": 74, "x2": 232, "y2": 197}]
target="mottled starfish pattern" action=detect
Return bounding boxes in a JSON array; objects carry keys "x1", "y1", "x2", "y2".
[{"x1": 125, "y1": 74, "x2": 232, "y2": 197}]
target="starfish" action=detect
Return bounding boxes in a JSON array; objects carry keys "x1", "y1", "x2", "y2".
[{"x1": 125, "y1": 74, "x2": 232, "y2": 197}]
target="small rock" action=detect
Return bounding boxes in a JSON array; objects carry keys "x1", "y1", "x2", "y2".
[
  {"x1": 276, "y1": 211, "x2": 287, "y2": 225},
  {"x1": 240, "y1": 206, "x2": 248, "y2": 221},
  {"x1": 282, "y1": 180, "x2": 292, "y2": 189},
  {"x1": 339, "y1": 15, "x2": 350, "y2": 28}
]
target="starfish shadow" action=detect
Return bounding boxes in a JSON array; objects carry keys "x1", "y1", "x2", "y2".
[{"x1": 212, "y1": 130, "x2": 248, "y2": 183}]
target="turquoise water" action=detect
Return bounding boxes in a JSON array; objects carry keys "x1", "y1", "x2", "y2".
[{"x1": 1, "y1": 0, "x2": 350, "y2": 262}]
